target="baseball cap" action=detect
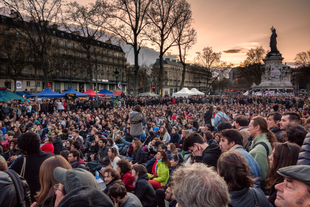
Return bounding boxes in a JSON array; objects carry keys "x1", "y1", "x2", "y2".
[
  {"x1": 53, "y1": 167, "x2": 98, "y2": 194},
  {"x1": 154, "y1": 127, "x2": 159, "y2": 133},
  {"x1": 277, "y1": 165, "x2": 310, "y2": 186}
]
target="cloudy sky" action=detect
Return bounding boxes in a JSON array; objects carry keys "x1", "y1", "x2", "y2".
[{"x1": 78, "y1": 0, "x2": 310, "y2": 66}]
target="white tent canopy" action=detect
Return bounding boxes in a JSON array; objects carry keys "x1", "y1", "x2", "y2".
[
  {"x1": 190, "y1": 88, "x2": 205, "y2": 96},
  {"x1": 172, "y1": 88, "x2": 196, "y2": 97}
]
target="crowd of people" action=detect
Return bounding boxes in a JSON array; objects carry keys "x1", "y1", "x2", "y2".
[{"x1": 1, "y1": 94, "x2": 310, "y2": 207}]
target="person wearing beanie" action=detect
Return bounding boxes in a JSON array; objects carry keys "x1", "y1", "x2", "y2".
[{"x1": 53, "y1": 167, "x2": 114, "y2": 207}]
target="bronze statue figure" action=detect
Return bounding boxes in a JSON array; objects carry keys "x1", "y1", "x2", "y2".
[{"x1": 270, "y1": 26, "x2": 279, "y2": 54}]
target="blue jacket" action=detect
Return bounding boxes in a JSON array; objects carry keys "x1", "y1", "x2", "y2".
[
  {"x1": 214, "y1": 112, "x2": 229, "y2": 127},
  {"x1": 233, "y1": 145, "x2": 262, "y2": 187}
]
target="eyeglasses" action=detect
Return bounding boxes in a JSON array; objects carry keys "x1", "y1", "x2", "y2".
[
  {"x1": 283, "y1": 142, "x2": 291, "y2": 151},
  {"x1": 53, "y1": 184, "x2": 62, "y2": 193}
]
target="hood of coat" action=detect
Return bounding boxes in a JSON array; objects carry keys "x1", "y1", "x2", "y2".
[
  {"x1": 203, "y1": 143, "x2": 222, "y2": 157},
  {"x1": 58, "y1": 186, "x2": 114, "y2": 207},
  {"x1": 138, "y1": 173, "x2": 149, "y2": 181},
  {"x1": 129, "y1": 111, "x2": 143, "y2": 122}
]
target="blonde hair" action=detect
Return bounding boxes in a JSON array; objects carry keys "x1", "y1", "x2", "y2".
[{"x1": 35, "y1": 156, "x2": 72, "y2": 206}]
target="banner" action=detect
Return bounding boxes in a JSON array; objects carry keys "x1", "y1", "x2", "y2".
[
  {"x1": 113, "y1": 90, "x2": 122, "y2": 96},
  {"x1": 65, "y1": 94, "x2": 76, "y2": 100}
]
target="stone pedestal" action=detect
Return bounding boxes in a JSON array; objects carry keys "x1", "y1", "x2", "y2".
[{"x1": 252, "y1": 53, "x2": 293, "y2": 90}]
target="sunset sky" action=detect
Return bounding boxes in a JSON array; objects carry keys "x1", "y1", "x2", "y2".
[{"x1": 78, "y1": 0, "x2": 310, "y2": 66}]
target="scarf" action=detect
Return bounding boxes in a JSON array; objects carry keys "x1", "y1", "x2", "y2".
[
  {"x1": 113, "y1": 130, "x2": 120, "y2": 140},
  {"x1": 155, "y1": 159, "x2": 162, "y2": 177}
]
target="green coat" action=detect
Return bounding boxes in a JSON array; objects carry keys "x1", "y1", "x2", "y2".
[
  {"x1": 249, "y1": 133, "x2": 272, "y2": 181},
  {"x1": 148, "y1": 162, "x2": 169, "y2": 187}
]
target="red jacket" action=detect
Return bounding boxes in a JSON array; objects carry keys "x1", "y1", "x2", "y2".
[
  {"x1": 40, "y1": 143, "x2": 54, "y2": 154},
  {"x1": 122, "y1": 171, "x2": 135, "y2": 192}
]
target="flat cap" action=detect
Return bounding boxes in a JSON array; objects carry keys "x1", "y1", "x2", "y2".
[{"x1": 277, "y1": 165, "x2": 310, "y2": 186}]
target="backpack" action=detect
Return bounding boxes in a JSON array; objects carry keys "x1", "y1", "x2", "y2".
[
  {"x1": 3, "y1": 169, "x2": 32, "y2": 207},
  {"x1": 252, "y1": 142, "x2": 270, "y2": 157},
  {"x1": 218, "y1": 113, "x2": 228, "y2": 123},
  {"x1": 120, "y1": 145, "x2": 129, "y2": 156}
]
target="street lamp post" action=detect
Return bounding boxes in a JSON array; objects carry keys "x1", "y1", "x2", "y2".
[{"x1": 114, "y1": 69, "x2": 119, "y2": 90}]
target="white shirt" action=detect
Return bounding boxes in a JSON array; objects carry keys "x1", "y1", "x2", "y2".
[{"x1": 111, "y1": 156, "x2": 121, "y2": 171}]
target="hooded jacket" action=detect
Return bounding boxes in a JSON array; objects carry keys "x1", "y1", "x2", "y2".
[
  {"x1": 195, "y1": 143, "x2": 221, "y2": 168},
  {"x1": 270, "y1": 127, "x2": 286, "y2": 142},
  {"x1": 132, "y1": 147, "x2": 147, "y2": 164},
  {"x1": 134, "y1": 173, "x2": 156, "y2": 207},
  {"x1": 249, "y1": 133, "x2": 272, "y2": 181},
  {"x1": 58, "y1": 186, "x2": 114, "y2": 207},
  {"x1": 53, "y1": 136, "x2": 64, "y2": 155},
  {"x1": 129, "y1": 111, "x2": 146, "y2": 136},
  {"x1": 72, "y1": 159, "x2": 88, "y2": 170},
  {"x1": 297, "y1": 132, "x2": 310, "y2": 165}
]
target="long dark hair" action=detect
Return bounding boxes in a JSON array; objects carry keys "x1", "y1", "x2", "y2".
[
  {"x1": 217, "y1": 151, "x2": 253, "y2": 191},
  {"x1": 266, "y1": 142, "x2": 300, "y2": 189},
  {"x1": 159, "y1": 151, "x2": 170, "y2": 167},
  {"x1": 252, "y1": 116, "x2": 277, "y2": 146}
]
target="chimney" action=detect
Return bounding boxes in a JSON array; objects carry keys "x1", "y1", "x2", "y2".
[
  {"x1": 165, "y1": 58, "x2": 170, "y2": 61},
  {"x1": 285, "y1": 62, "x2": 287, "y2": 65},
  {"x1": 72, "y1": 31, "x2": 80, "y2": 36},
  {"x1": 172, "y1": 59, "x2": 176, "y2": 62},
  {"x1": 106, "y1": 39, "x2": 112, "y2": 44},
  {"x1": 156, "y1": 58, "x2": 159, "y2": 61},
  {"x1": 51, "y1": 24, "x2": 58, "y2": 30}
]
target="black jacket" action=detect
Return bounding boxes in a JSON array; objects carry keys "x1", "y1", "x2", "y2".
[
  {"x1": 134, "y1": 173, "x2": 156, "y2": 207},
  {"x1": 132, "y1": 147, "x2": 147, "y2": 164},
  {"x1": 103, "y1": 179, "x2": 124, "y2": 194},
  {"x1": 10, "y1": 150, "x2": 54, "y2": 202},
  {"x1": 230, "y1": 188, "x2": 273, "y2": 207},
  {"x1": 297, "y1": 133, "x2": 310, "y2": 165},
  {"x1": 170, "y1": 133, "x2": 180, "y2": 144},
  {"x1": 270, "y1": 127, "x2": 286, "y2": 142},
  {"x1": 53, "y1": 136, "x2": 64, "y2": 155},
  {"x1": 98, "y1": 145, "x2": 110, "y2": 166},
  {"x1": 58, "y1": 186, "x2": 114, "y2": 207},
  {"x1": 204, "y1": 111, "x2": 213, "y2": 125},
  {"x1": 195, "y1": 143, "x2": 221, "y2": 168}
]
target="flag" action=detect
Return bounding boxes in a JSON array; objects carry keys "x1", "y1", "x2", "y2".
[
  {"x1": 159, "y1": 89, "x2": 161, "y2": 95},
  {"x1": 149, "y1": 89, "x2": 151, "y2": 94}
]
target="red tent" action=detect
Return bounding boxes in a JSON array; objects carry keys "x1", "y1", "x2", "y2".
[{"x1": 84, "y1": 89, "x2": 106, "y2": 97}]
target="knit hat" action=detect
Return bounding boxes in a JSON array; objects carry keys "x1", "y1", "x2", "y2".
[{"x1": 53, "y1": 167, "x2": 98, "y2": 194}]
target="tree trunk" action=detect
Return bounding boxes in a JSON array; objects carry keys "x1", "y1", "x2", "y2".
[
  {"x1": 133, "y1": 39, "x2": 139, "y2": 96},
  {"x1": 180, "y1": 62, "x2": 186, "y2": 89},
  {"x1": 42, "y1": 56, "x2": 48, "y2": 91},
  {"x1": 13, "y1": 77, "x2": 17, "y2": 93},
  {"x1": 87, "y1": 50, "x2": 93, "y2": 89},
  {"x1": 158, "y1": 40, "x2": 164, "y2": 96}
]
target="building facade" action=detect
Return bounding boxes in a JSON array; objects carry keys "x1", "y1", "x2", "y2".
[
  {"x1": 0, "y1": 14, "x2": 127, "y2": 93},
  {"x1": 152, "y1": 58, "x2": 212, "y2": 96}
]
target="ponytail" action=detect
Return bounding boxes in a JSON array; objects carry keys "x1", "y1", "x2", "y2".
[{"x1": 265, "y1": 130, "x2": 277, "y2": 148}]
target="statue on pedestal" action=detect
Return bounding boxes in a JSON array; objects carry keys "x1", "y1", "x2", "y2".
[{"x1": 267, "y1": 26, "x2": 279, "y2": 57}]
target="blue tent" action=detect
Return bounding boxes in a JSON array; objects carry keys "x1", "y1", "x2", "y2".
[
  {"x1": 37, "y1": 88, "x2": 65, "y2": 98},
  {"x1": 99, "y1": 89, "x2": 113, "y2": 95},
  {"x1": 61, "y1": 88, "x2": 89, "y2": 97},
  {"x1": 0, "y1": 90, "x2": 25, "y2": 102},
  {"x1": 16, "y1": 91, "x2": 35, "y2": 98}
]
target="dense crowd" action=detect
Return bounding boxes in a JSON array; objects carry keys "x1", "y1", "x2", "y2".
[{"x1": 1, "y1": 94, "x2": 310, "y2": 207}]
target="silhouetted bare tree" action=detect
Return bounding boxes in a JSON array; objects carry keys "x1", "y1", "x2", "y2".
[{"x1": 107, "y1": 0, "x2": 152, "y2": 95}]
